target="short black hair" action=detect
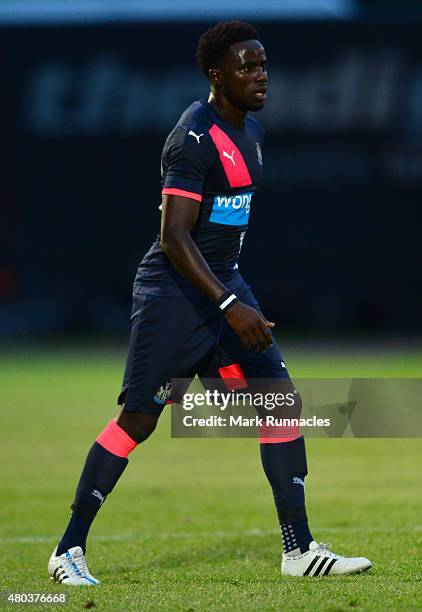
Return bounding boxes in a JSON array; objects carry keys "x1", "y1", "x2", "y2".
[{"x1": 196, "y1": 20, "x2": 260, "y2": 78}]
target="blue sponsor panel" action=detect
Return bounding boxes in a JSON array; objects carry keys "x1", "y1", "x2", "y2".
[{"x1": 210, "y1": 192, "x2": 253, "y2": 226}]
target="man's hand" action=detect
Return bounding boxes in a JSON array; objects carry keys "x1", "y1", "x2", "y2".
[{"x1": 225, "y1": 302, "x2": 275, "y2": 352}]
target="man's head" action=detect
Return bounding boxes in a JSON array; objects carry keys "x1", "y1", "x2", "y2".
[{"x1": 197, "y1": 21, "x2": 268, "y2": 112}]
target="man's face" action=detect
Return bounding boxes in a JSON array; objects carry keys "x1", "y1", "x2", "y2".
[{"x1": 217, "y1": 39, "x2": 268, "y2": 112}]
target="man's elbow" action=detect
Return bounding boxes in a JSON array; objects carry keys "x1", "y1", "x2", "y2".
[
  {"x1": 160, "y1": 230, "x2": 180, "y2": 255},
  {"x1": 160, "y1": 235, "x2": 169, "y2": 254}
]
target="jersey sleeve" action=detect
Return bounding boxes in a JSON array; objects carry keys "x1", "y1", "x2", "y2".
[{"x1": 161, "y1": 126, "x2": 216, "y2": 203}]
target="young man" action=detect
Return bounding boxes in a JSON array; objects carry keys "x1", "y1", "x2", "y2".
[{"x1": 48, "y1": 21, "x2": 371, "y2": 584}]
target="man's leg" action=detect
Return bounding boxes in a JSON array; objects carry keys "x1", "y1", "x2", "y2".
[
  {"x1": 199, "y1": 279, "x2": 314, "y2": 556},
  {"x1": 215, "y1": 355, "x2": 314, "y2": 555},
  {"x1": 259, "y1": 433, "x2": 313, "y2": 555},
  {"x1": 50, "y1": 291, "x2": 221, "y2": 584},
  {"x1": 56, "y1": 408, "x2": 158, "y2": 556},
  {"x1": 48, "y1": 404, "x2": 162, "y2": 585},
  {"x1": 202, "y1": 281, "x2": 371, "y2": 575},
  {"x1": 204, "y1": 344, "x2": 372, "y2": 575}
]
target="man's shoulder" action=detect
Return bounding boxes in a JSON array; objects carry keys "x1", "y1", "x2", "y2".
[
  {"x1": 175, "y1": 100, "x2": 215, "y2": 134},
  {"x1": 163, "y1": 101, "x2": 215, "y2": 154}
]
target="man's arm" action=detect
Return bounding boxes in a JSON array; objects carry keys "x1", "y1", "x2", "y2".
[{"x1": 160, "y1": 194, "x2": 274, "y2": 352}]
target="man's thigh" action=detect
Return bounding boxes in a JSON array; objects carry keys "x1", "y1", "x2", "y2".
[
  {"x1": 197, "y1": 287, "x2": 300, "y2": 440},
  {"x1": 119, "y1": 292, "x2": 223, "y2": 415},
  {"x1": 199, "y1": 285, "x2": 290, "y2": 382}
]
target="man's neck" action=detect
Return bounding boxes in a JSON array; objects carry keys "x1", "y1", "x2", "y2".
[{"x1": 208, "y1": 92, "x2": 246, "y2": 128}]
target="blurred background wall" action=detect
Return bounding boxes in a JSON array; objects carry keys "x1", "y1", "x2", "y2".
[{"x1": 0, "y1": 0, "x2": 421, "y2": 339}]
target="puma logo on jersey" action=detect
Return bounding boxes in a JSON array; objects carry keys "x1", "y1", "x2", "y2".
[
  {"x1": 223, "y1": 150, "x2": 236, "y2": 166},
  {"x1": 292, "y1": 477, "x2": 305, "y2": 487},
  {"x1": 188, "y1": 130, "x2": 204, "y2": 143}
]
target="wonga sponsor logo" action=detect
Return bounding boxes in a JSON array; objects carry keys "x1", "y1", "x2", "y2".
[{"x1": 210, "y1": 192, "x2": 253, "y2": 226}]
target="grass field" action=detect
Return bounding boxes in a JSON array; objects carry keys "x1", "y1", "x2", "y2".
[{"x1": 0, "y1": 342, "x2": 421, "y2": 610}]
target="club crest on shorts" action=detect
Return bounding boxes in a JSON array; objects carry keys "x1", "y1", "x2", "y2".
[{"x1": 154, "y1": 381, "x2": 172, "y2": 405}]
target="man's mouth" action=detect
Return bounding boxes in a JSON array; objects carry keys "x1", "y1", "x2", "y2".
[{"x1": 253, "y1": 88, "x2": 267, "y2": 101}]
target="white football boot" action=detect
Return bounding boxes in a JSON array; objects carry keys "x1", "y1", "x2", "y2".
[
  {"x1": 282, "y1": 541, "x2": 372, "y2": 576},
  {"x1": 48, "y1": 546, "x2": 100, "y2": 585}
]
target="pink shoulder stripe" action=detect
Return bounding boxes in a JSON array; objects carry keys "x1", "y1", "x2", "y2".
[
  {"x1": 209, "y1": 124, "x2": 252, "y2": 188},
  {"x1": 162, "y1": 188, "x2": 202, "y2": 202}
]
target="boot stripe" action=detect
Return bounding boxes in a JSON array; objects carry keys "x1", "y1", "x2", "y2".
[
  {"x1": 66, "y1": 551, "x2": 82, "y2": 577},
  {"x1": 303, "y1": 555, "x2": 320, "y2": 575},
  {"x1": 54, "y1": 567, "x2": 67, "y2": 581},
  {"x1": 322, "y1": 558, "x2": 337, "y2": 575},
  {"x1": 312, "y1": 557, "x2": 329, "y2": 576}
]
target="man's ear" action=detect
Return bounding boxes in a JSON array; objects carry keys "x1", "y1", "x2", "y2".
[{"x1": 209, "y1": 68, "x2": 222, "y2": 87}]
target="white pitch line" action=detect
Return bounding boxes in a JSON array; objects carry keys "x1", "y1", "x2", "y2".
[{"x1": 0, "y1": 525, "x2": 421, "y2": 544}]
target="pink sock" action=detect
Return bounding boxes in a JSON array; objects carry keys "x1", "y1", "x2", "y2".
[
  {"x1": 96, "y1": 419, "x2": 138, "y2": 458},
  {"x1": 259, "y1": 422, "x2": 301, "y2": 444}
]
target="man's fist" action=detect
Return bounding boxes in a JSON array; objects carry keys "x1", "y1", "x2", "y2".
[{"x1": 225, "y1": 302, "x2": 275, "y2": 352}]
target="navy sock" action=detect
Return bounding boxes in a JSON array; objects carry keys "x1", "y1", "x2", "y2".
[
  {"x1": 260, "y1": 436, "x2": 313, "y2": 554},
  {"x1": 57, "y1": 511, "x2": 92, "y2": 556},
  {"x1": 281, "y1": 520, "x2": 313, "y2": 554},
  {"x1": 57, "y1": 442, "x2": 128, "y2": 555}
]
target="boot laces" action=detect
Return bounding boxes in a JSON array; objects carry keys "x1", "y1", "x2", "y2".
[
  {"x1": 73, "y1": 550, "x2": 89, "y2": 576},
  {"x1": 317, "y1": 542, "x2": 341, "y2": 560},
  {"x1": 62, "y1": 549, "x2": 89, "y2": 578}
]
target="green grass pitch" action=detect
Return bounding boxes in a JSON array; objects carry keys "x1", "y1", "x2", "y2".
[{"x1": 0, "y1": 343, "x2": 421, "y2": 610}]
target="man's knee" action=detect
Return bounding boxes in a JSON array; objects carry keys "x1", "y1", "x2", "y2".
[{"x1": 116, "y1": 406, "x2": 160, "y2": 443}]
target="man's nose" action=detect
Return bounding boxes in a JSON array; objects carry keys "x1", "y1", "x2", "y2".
[{"x1": 256, "y1": 68, "x2": 268, "y2": 82}]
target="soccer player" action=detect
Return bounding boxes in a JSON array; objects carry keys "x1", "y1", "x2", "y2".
[{"x1": 48, "y1": 21, "x2": 371, "y2": 584}]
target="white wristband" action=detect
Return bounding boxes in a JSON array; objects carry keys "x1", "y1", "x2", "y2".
[{"x1": 219, "y1": 293, "x2": 238, "y2": 312}]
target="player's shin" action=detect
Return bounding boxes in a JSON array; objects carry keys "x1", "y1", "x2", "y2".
[
  {"x1": 260, "y1": 435, "x2": 314, "y2": 555},
  {"x1": 56, "y1": 420, "x2": 138, "y2": 555}
]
